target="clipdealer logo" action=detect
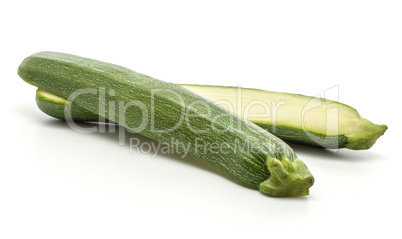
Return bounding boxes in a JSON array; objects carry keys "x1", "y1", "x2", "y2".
[{"x1": 62, "y1": 85, "x2": 341, "y2": 157}]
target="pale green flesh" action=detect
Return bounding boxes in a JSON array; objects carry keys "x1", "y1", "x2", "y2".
[
  {"x1": 181, "y1": 85, "x2": 387, "y2": 149},
  {"x1": 37, "y1": 84, "x2": 387, "y2": 150}
]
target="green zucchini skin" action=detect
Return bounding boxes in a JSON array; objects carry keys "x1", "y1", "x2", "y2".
[
  {"x1": 255, "y1": 122, "x2": 348, "y2": 148},
  {"x1": 19, "y1": 51, "x2": 314, "y2": 197}
]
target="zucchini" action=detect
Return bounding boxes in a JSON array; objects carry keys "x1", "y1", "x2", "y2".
[
  {"x1": 36, "y1": 85, "x2": 386, "y2": 150},
  {"x1": 18, "y1": 51, "x2": 314, "y2": 197}
]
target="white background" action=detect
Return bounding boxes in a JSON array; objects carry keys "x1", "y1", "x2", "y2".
[{"x1": 1, "y1": 1, "x2": 401, "y2": 238}]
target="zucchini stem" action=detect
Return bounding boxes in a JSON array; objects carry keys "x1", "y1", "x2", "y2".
[{"x1": 259, "y1": 156, "x2": 314, "y2": 197}]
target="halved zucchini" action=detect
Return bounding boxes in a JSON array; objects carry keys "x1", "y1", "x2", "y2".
[{"x1": 36, "y1": 84, "x2": 386, "y2": 150}]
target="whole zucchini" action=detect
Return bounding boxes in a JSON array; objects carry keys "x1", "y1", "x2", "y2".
[{"x1": 18, "y1": 51, "x2": 314, "y2": 197}]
